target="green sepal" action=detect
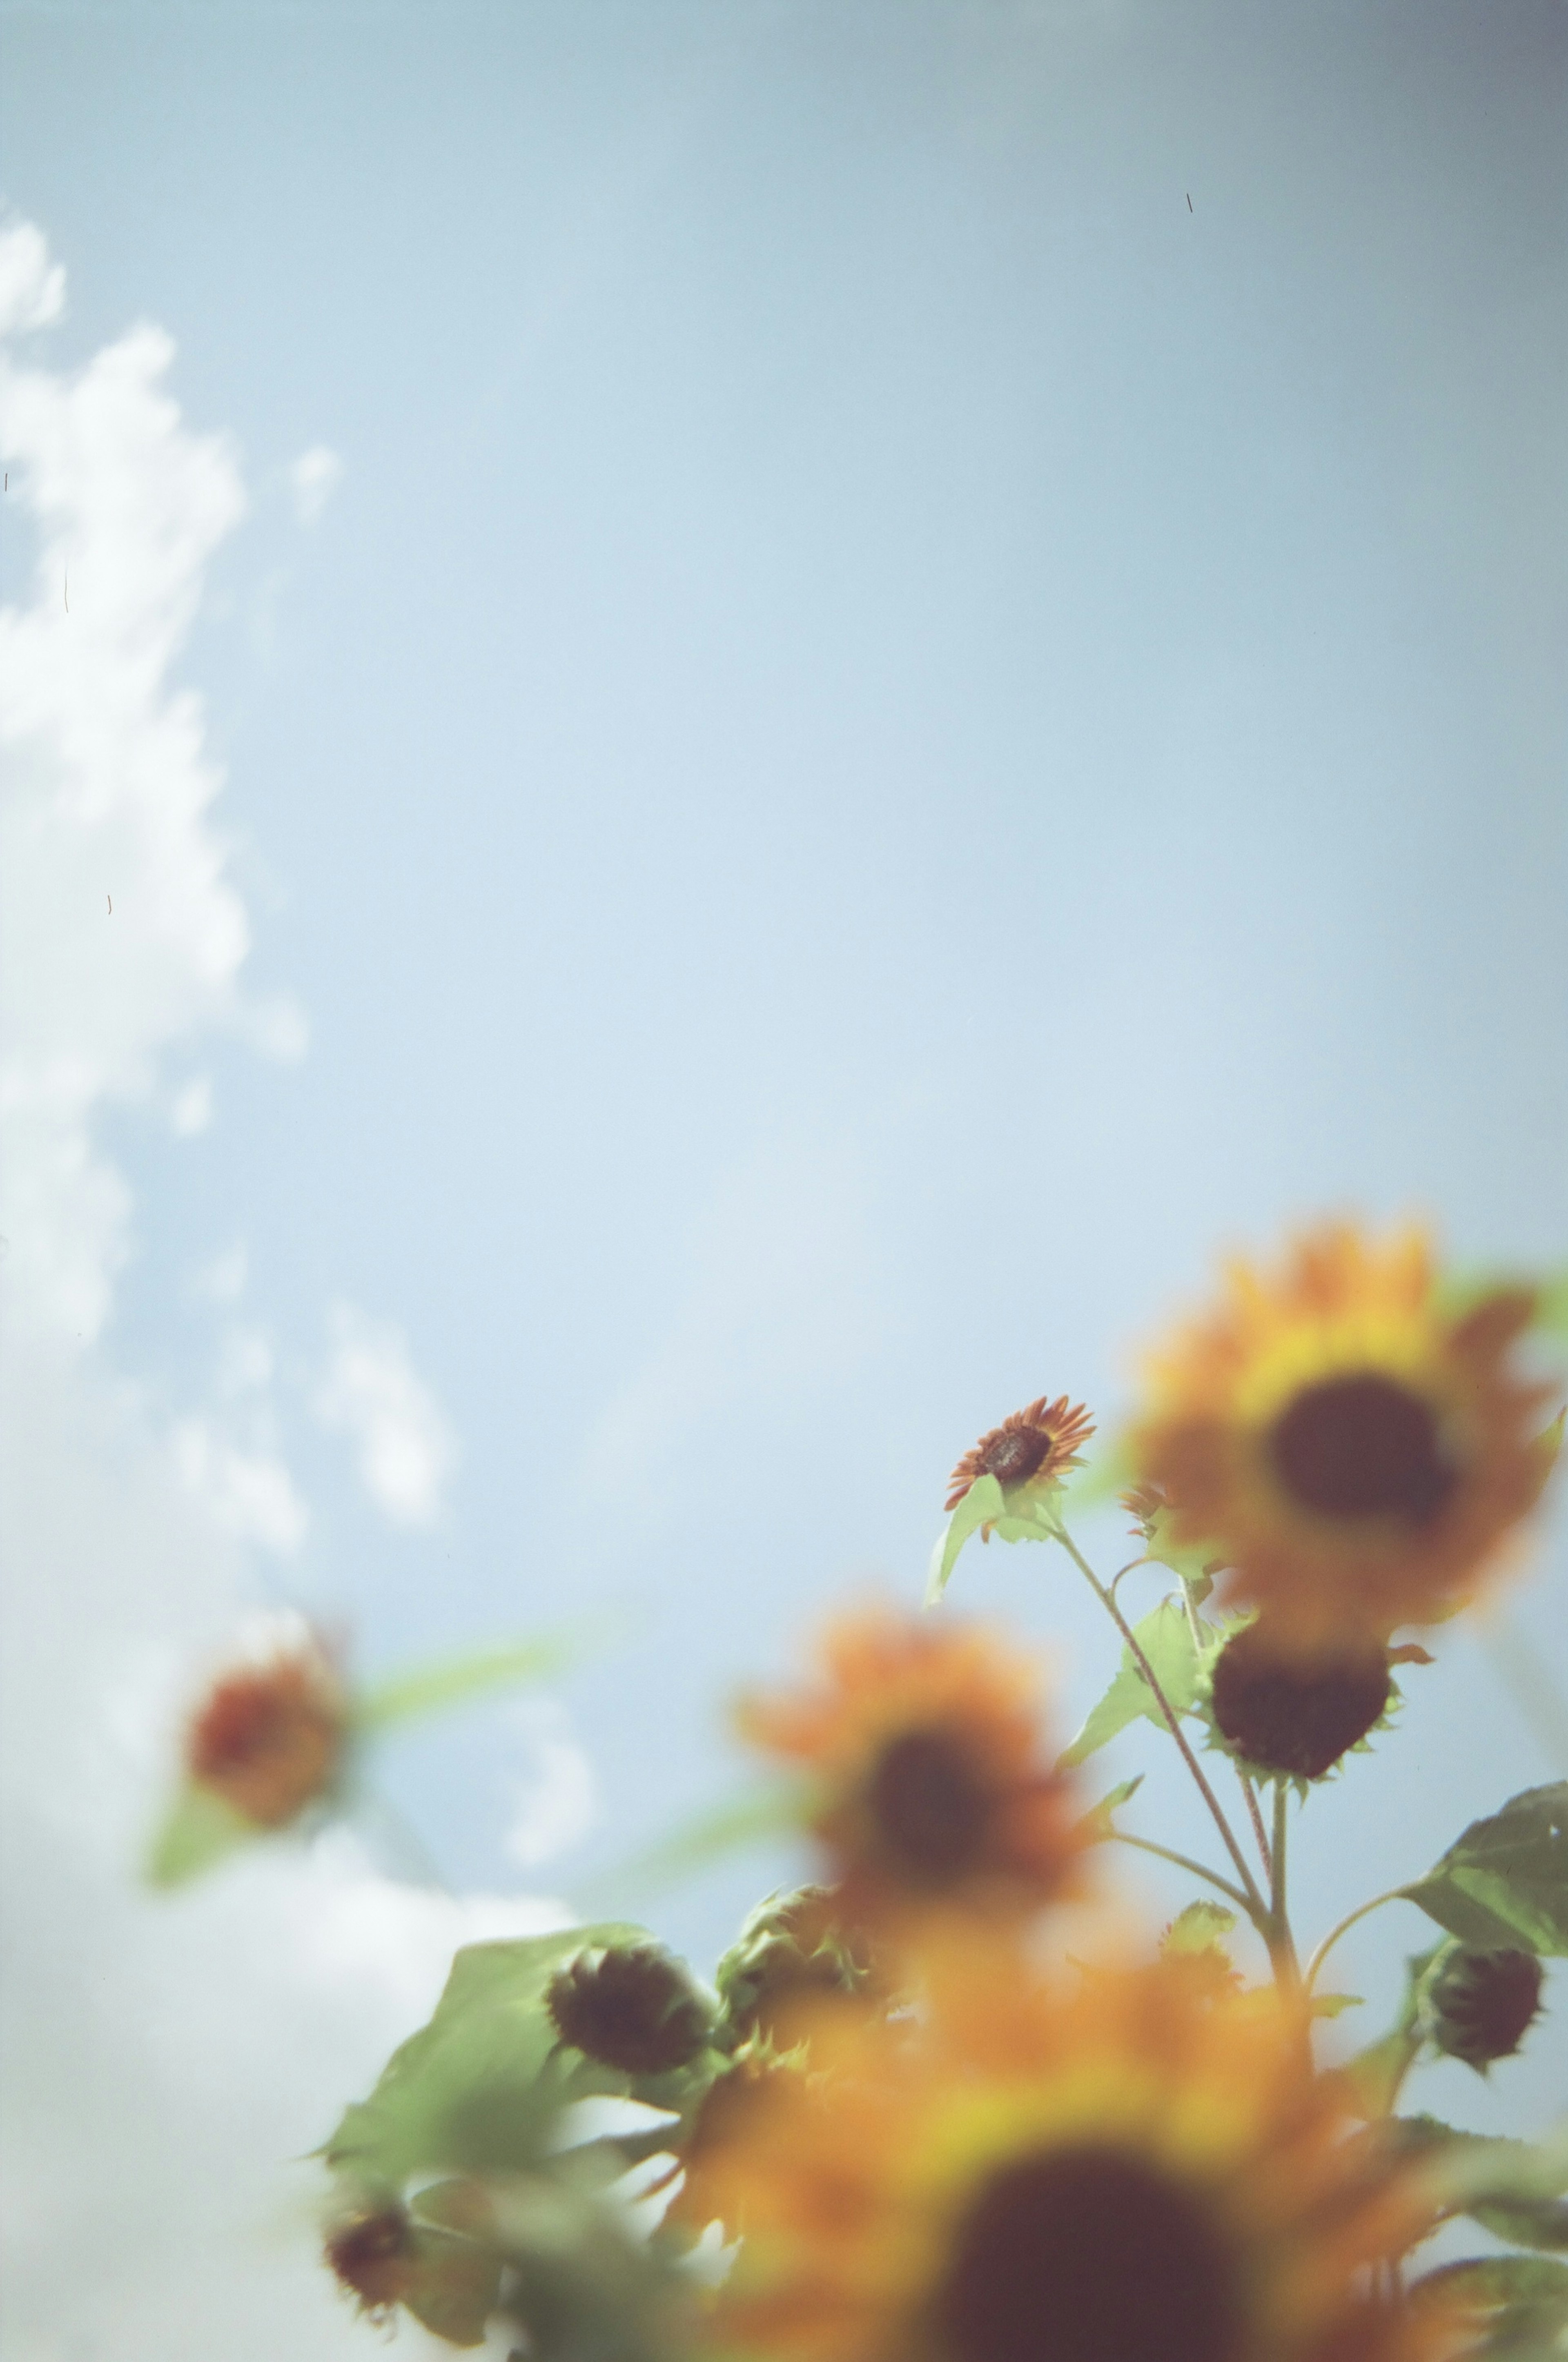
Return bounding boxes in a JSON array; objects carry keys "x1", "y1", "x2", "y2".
[
  {"x1": 1058, "y1": 1600, "x2": 1214, "y2": 1767},
  {"x1": 1075, "y1": 1774, "x2": 1144, "y2": 1844},
  {"x1": 1409, "y1": 2255, "x2": 1568, "y2": 2358},
  {"x1": 355, "y1": 1631, "x2": 586, "y2": 1731},
  {"x1": 926, "y1": 1476, "x2": 1005, "y2": 1604},
  {"x1": 1402, "y1": 1785, "x2": 1568, "y2": 1955},
  {"x1": 144, "y1": 1782, "x2": 264, "y2": 1888}
]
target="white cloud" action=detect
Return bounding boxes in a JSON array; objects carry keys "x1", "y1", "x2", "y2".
[
  {"x1": 315, "y1": 1300, "x2": 457, "y2": 1526},
  {"x1": 289, "y1": 443, "x2": 343, "y2": 525},
  {"x1": 506, "y1": 1697, "x2": 598, "y2": 1869},
  {"x1": 0, "y1": 224, "x2": 254, "y2": 1351},
  {"x1": 171, "y1": 1072, "x2": 213, "y2": 1134},
  {"x1": 0, "y1": 229, "x2": 548, "y2": 2359},
  {"x1": 172, "y1": 1414, "x2": 310, "y2": 1554}
]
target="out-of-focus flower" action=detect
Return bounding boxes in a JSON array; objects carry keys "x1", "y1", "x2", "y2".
[
  {"x1": 546, "y1": 1942, "x2": 715, "y2": 2076},
  {"x1": 737, "y1": 1611, "x2": 1082, "y2": 1939},
  {"x1": 704, "y1": 1952, "x2": 1453, "y2": 2362},
  {"x1": 945, "y1": 1394, "x2": 1095, "y2": 1517},
  {"x1": 1205, "y1": 1619, "x2": 1405, "y2": 1784},
  {"x1": 186, "y1": 1636, "x2": 347, "y2": 1828},
  {"x1": 1132, "y1": 1224, "x2": 1555, "y2": 1654},
  {"x1": 1426, "y1": 1945, "x2": 1546, "y2": 2075},
  {"x1": 326, "y1": 2207, "x2": 416, "y2": 2319}
]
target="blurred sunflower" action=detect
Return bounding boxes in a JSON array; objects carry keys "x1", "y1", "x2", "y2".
[
  {"x1": 187, "y1": 1636, "x2": 347, "y2": 1828},
  {"x1": 1132, "y1": 1224, "x2": 1553, "y2": 1653},
  {"x1": 706, "y1": 1953, "x2": 1450, "y2": 2362},
  {"x1": 736, "y1": 1612, "x2": 1082, "y2": 1938},
  {"x1": 945, "y1": 1394, "x2": 1096, "y2": 1518}
]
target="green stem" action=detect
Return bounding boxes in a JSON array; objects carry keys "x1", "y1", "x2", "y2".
[
  {"x1": 1269, "y1": 1784, "x2": 1300, "y2": 1988},
  {"x1": 1051, "y1": 1521, "x2": 1270, "y2": 1924},
  {"x1": 1107, "y1": 1831, "x2": 1256, "y2": 1917},
  {"x1": 1303, "y1": 1889, "x2": 1408, "y2": 1995}
]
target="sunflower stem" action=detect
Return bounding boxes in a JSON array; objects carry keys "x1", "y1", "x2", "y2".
[
  {"x1": 1268, "y1": 1784, "x2": 1300, "y2": 1989},
  {"x1": 1302, "y1": 1889, "x2": 1408, "y2": 1996},
  {"x1": 1238, "y1": 1772, "x2": 1272, "y2": 1878},
  {"x1": 1050, "y1": 1521, "x2": 1271, "y2": 1927},
  {"x1": 1105, "y1": 1831, "x2": 1256, "y2": 1916}
]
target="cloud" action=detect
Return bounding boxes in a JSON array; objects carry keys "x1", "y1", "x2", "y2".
[
  {"x1": 289, "y1": 443, "x2": 343, "y2": 525},
  {"x1": 0, "y1": 227, "x2": 555, "y2": 2360},
  {"x1": 505, "y1": 1697, "x2": 599, "y2": 1869},
  {"x1": 315, "y1": 1300, "x2": 457, "y2": 1526}
]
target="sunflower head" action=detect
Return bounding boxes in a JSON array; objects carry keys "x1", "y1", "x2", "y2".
[
  {"x1": 186, "y1": 1639, "x2": 346, "y2": 1829},
  {"x1": 945, "y1": 1395, "x2": 1095, "y2": 1518},
  {"x1": 1205, "y1": 1618, "x2": 1399, "y2": 1785},
  {"x1": 704, "y1": 1950, "x2": 1454, "y2": 2362},
  {"x1": 1132, "y1": 1223, "x2": 1554, "y2": 1653},
  {"x1": 1426, "y1": 1945, "x2": 1546, "y2": 2075},
  {"x1": 546, "y1": 1942, "x2": 714, "y2": 2077},
  {"x1": 736, "y1": 1611, "x2": 1084, "y2": 1939},
  {"x1": 715, "y1": 1887, "x2": 878, "y2": 2048}
]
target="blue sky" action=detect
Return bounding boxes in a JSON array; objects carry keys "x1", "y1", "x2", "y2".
[{"x1": 1, "y1": 5, "x2": 1565, "y2": 2354}]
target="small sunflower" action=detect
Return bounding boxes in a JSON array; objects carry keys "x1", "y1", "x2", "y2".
[
  {"x1": 1132, "y1": 1224, "x2": 1553, "y2": 1653},
  {"x1": 186, "y1": 1638, "x2": 346, "y2": 1828},
  {"x1": 945, "y1": 1395, "x2": 1096, "y2": 1518},
  {"x1": 736, "y1": 1612, "x2": 1083, "y2": 1938},
  {"x1": 705, "y1": 1953, "x2": 1451, "y2": 2362}
]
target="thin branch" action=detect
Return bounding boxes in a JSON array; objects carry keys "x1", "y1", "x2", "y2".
[
  {"x1": 1303, "y1": 1889, "x2": 1410, "y2": 1995},
  {"x1": 1050, "y1": 1520, "x2": 1269, "y2": 1922},
  {"x1": 1105, "y1": 1830, "x2": 1257, "y2": 1919},
  {"x1": 1238, "y1": 1771, "x2": 1272, "y2": 1877}
]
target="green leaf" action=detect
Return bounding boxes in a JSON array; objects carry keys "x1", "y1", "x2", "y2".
[
  {"x1": 356, "y1": 1632, "x2": 585, "y2": 1731},
  {"x1": 926, "y1": 1475, "x2": 1005, "y2": 1605},
  {"x1": 1058, "y1": 1600, "x2": 1207, "y2": 1767},
  {"x1": 581, "y1": 1778, "x2": 814, "y2": 1910},
  {"x1": 1309, "y1": 1991, "x2": 1364, "y2": 2019},
  {"x1": 1410, "y1": 2256, "x2": 1568, "y2": 2358},
  {"x1": 322, "y1": 1923, "x2": 657, "y2": 2183},
  {"x1": 1162, "y1": 1901, "x2": 1238, "y2": 1956},
  {"x1": 1402, "y1": 1785, "x2": 1568, "y2": 1955},
  {"x1": 1076, "y1": 1774, "x2": 1144, "y2": 1844},
  {"x1": 144, "y1": 1783, "x2": 261, "y2": 1888},
  {"x1": 1386, "y1": 2117, "x2": 1568, "y2": 2253},
  {"x1": 1052, "y1": 1436, "x2": 1136, "y2": 1514}
]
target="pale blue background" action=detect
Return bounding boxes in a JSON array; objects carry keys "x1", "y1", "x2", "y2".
[{"x1": 4, "y1": 0, "x2": 1565, "y2": 2133}]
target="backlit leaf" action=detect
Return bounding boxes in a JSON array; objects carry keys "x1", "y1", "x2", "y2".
[
  {"x1": 144, "y1": 1783, "x2": 259, "y2": 1888},
  {"x1": 356, "y1": 1633, "x2": 585, "y2": 1731},
  {"x1": 1403, "y1": 1785, "x2": 1568, "y2": 1955},
  {"x1": 1058, "y1": 1600, "x2": 1207, "y2": 1767},
  {"x1": 926, "y1": 1475, "x2": 1004, "y2": 1605}
]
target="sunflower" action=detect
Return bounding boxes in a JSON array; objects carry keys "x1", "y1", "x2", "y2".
[
  {"x1": 186, "y1": 1638, "x2": 346, "y2": 1828},
  {"x1": 736, "y1": 1612, "x2": 1082, "y2": 1938},
  {"x1": 1131, "y1": 1224, "x2": 1552, "y2": 1653},
  {"x1": 945, "y1": 1395, "x2": 1096, "y2": 1518},
  {"x1": 704, "y1": 1953, "x2": 1452, "y2": 2362}
]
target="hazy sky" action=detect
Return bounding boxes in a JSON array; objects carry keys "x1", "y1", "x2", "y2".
[{"x1": 2, "y1": 6, "x2": 1565, "y2": 2358}]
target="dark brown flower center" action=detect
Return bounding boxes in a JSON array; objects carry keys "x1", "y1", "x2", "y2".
[
  {"x1": 327, "y1": 2210, "x2": 413, "y2": 2312},
  {"x1": 1269, "y1": 1372, "x2": 1456, "y2": 1523},
  {"x1": 546, "y1": 1944, "x2": 711, "y2": 2076},
  {"x1": 867, "y1": 1729, "x2": 992, "y2": 1884},
  {"x1": 1210, "y1": 1624, "x2": 1391, "y2": 1781},
  {"x1": 981, "y1": 1426, "x2": 1053, "y2": 1488},
  {"x1": 937, "y1": 2146, "x2": 1241, "y2": 2362}
]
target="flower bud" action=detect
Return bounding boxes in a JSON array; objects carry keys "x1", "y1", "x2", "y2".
[
  {"x1": 715, "y1": 1885, "x2": 875, "y2": 2044},
  {"x1": 186, "y1": 1640, "x2": 345, "y2": 1828},
  {"x1": 546, "y1": 1942, "x2": 713, "y2": 2076},
  {"x1": 1427, "y1": 1946, "x2": 1545, "y2": 2073},
  {"x1": 326, "y1": 2206, "x2": 414, "y2": 2317}
]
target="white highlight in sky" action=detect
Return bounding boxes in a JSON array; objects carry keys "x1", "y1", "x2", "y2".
[
  {"x1": 315, "y1": 1298, "x2": 457, "y2": 1525},
  {"x1": 172, "y1": 1414, "x2": 311, "y2": 1554},
  {"x1": 506, "y1": 1696, "x2": 598, "y2": 1869},
  {"x1": 289, "y1": 442, "x2": 342, "y2": 525},
  {"x1": 0, "y1": 218, "x2": 65, "y2": 335}
]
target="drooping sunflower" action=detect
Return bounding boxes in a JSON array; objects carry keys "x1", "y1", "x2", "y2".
[
  {"x1": 945, "y1": 1395, "x2": 1096, "y2": 1517},
  {"x1": 704, "y1": 1952, "x2": 1452, "y2": 2362},
  {"x1": 736, "y1": 1612, "x2": 1083, "y2": 1939},
  {"x1": 1131, "y1": 1223, "x2": 1553, "y2": 1653}
]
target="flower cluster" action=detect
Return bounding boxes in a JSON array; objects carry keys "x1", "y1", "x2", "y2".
[{"x1": 159, "y1": 1220, "x2": 1566, "y2": 2362}]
